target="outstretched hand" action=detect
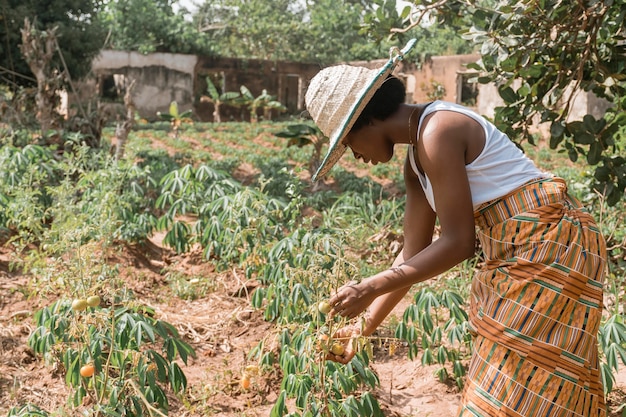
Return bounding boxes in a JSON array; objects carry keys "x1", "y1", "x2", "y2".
[
  {"x1": 329, "y1": 280, "x2": 377, "y2": 320},
  {"x1": 325, "y1": 325, "x2": 361, "y2": 364}
]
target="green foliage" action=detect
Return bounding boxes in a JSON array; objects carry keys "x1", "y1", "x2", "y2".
[
  {"x1": 266, "y1": 327, "x2": 383, "y2": 416},
  {"x1": 8, "y1": 404, "x2": 49, "y2": 417},
  {"x1": 100, "y1": 0, "x2": 212, "y2": 55},
  {"x1": 249, "y1": 240, "x2": 384, "y2": 416},
  {"x1": 598, "y1": 314, "x2": 626, "y2": 394},
  {"x1": 253, "y1": 157, "x2": 305, "y2": 199},
  {"x1": 3, "y1": 121, "x2": 625, "y2": 414},
  {"x1": 203, "y1": 75, "x2": 241, "y2": 122},
  {"x1": 157, "y1": 101, "x2": 194, "y2": 136},
  {"x1": 358, "y1": 1, "x2": 626, "y2": 205},
  {"x1": 302, "y1": 0, "x2": 388, "y2": 64},
  {"x1": 194, "y1": 0, "x2": 307, "y2": 62},
  {"x1": 28, "y1": 299, "x2": 195, "y2": 415},
  {"x1": 0, "y1": 0, "x2": 105, "y2": 88},
  {"x1": 460, "y1": 0, "x2": 626, "y2": 205},
  {"x1": 331, "y1": 170, "x2": 384, "y2": 196},
  {"x1": 0, "y1": 132, "x2": 160, "y2": 261},
  {"x1": 192, "y1": 0, "x2": 471, "y2": 64},
  {"x1": 396, "y1": 287, "x2": 471, "y2": 389},
  {"x1": 238, "y1": 86, "x2": 287, "y2": 122},
  {"x1": 0, "y1": 143, "x2": 60, "y2": 241},
  {"x1": 275, "y1": 122, "x2": 329, "y2": 178}
]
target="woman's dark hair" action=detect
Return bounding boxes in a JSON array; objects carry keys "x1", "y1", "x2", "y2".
[{"x1": 351, "y1": 75, "x2": 406, "y2": 132}]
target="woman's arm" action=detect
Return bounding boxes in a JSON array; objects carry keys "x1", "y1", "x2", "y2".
[
  {"x1": 356, "y1": 154, "x2": 436, "y2": 336},
  {"x1": 330, "y1": 111, "x2": 477, "y2": 319}
]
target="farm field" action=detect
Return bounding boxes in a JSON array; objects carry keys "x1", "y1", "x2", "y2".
[{"x1": 1, "y1": 121, "x2": 625, "y2": 416}]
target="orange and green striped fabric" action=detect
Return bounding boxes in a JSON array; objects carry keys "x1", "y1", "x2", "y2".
[{"x1": 459, "y1": 177, "x2": 606, "y2": 417}]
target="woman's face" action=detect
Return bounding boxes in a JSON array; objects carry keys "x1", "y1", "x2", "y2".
[{"x1": 343, "y1": 124, "x2": 394, "y2": 165}]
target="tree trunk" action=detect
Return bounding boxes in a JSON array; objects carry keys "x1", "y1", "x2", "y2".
[
  {"x1": 213, "y1": 101, "x2": 222, "y2": 123},
  {"x1": 115, "y1": 80, "x2": 136, "y2": 160},
  {"x1": 19, "y1": 18, "x2": 61, "y2": 141}
]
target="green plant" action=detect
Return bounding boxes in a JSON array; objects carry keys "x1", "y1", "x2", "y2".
[
  {"x1": 239, "y1": 86, "x2": 286, "y2": 123},
  {"x1": 396, "y1": 287, "x2": 471, "y2": 389},
  {"x1": 275, "y1": 123, "x2": 329, "y2": 178},
  {"x1": 598, "y1": 314, "x2": 626, "y2": 394},
  {"x1": 267, "y1": 329, "x2": 383, "y2": 417},
  {"x1": 203, "y1": 74, "x2": 241, "y2": 123},
  {"x1": 7, "y1": 404, "x2": 50, "y2": 417},
  {"x1": 0, "y1": 144, "x2": 60, "y2": 242},
  {"x1": 249, "y1": 296, "x2": 383, "y2": 417},
  {"x1": 157, "y1": 101, "x2": 193, "y2": 136},
  {"x1": 28, "y1": 299, "x2": 195, "y2": 416}
]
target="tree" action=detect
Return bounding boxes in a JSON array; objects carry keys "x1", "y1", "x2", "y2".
[
  {"x1": 193, "y1": 0, "x2": 473, "y2": 64},
  {"x1": 0, "y1": 0, "x2": 105, "y2": 90},
  {"x1": 365, "y1": 0, "x2": 626, "y2": 205},
  {"x1": 195, "y1": 0, "x2": 307, "y2": 61},
  {"x1": 100, "y1": 0, "x2": 212, "y2": 55},
  {"x1": 19, "y1": 18, "x2": 62, "y2": 138},
  {"x1": 302, "y1": 0, "x2": 385, "y2": 64}
]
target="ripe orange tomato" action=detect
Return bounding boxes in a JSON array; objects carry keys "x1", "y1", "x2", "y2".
[{"x1": 80, "y1": 364, "x2": 95, "y2": 378}]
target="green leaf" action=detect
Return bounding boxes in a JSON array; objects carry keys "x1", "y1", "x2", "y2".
[
  {"x1": 271, "y1": 391, "x2": 288, "y2": 417},
  {"x1": 169, "y1": 101, "x2": 180, "y2": 119},
  {"x1": 169, "y1": 362, "x2": 187, "y2": 393},
  {"x1": 587, "y1": 142, "x2": 602, "y2": 165},
  {"x1": 498, "y1": 86, "x2": 518, "y2": 103}
]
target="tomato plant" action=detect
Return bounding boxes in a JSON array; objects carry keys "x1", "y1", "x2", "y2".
[
  {"x1": 80, "y1": 363, "x2": 95, "y2": 378},
  {"x1": 28, "y1": 299, "x2": 195, "y2": 416}
]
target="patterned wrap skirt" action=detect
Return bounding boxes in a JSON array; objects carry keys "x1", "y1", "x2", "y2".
[{"x1": 459, "y1": 177, "x2": 607, "y2": 417}]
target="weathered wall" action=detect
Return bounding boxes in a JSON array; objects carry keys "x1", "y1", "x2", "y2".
[
  {"x1": 86, "y1": 51, "x2": 322, "y2": 122},
  {"x1": 406, "y1": 54, "x2": 481, "y2": 105},
  {"x1": 83, "y1": 50, "x2": 610, "y2": 130},
  {"x1": 92, "y1": 50, "x2": 197, "y2": 119},
  {"x1": 195, "y1": 56, "x2": 321, "y2": 122}
]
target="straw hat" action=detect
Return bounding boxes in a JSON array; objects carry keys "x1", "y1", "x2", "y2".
[{"x1": 305, "y1": 39, "x2": 417, "y2": 181}]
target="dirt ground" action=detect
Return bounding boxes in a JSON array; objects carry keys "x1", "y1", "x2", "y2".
[{"x1": 1, "y1": 236, "x2": 625, "y2": 417}]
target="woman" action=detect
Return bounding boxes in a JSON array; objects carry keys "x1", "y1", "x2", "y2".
[{"x1": 304, "y1": 39, "x2": 607, "y2": 417}]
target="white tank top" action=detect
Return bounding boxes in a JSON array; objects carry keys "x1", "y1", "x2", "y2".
[{"x1": 408, "y1": 101, "x2": 549, "y2": 211}]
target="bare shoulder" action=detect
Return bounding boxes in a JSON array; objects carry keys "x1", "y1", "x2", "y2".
[
  {"x1": 420, "y1": 110, "x2": 482, "y2": 143},
  {"x1": 418, "y1": 110, "x2": 485, "y2": 163}
]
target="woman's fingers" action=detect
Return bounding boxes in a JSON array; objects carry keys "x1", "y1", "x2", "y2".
[{"x1": 325, "y1": 325, "x2": 361, "y2": 364}]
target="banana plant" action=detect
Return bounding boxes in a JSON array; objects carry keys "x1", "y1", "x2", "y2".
[
  {"x1": 275, "y1": 123, "x2": 328, "y2": 181},
  {"x1": 203, "y1": 75, "x2": 240, "y2": 123},
  {"x1": 157, "y1": 101, "x2": 193, "y2": 137},
  {"x1": 239, "y1": 85, "x2": 286, "y2": 123}
]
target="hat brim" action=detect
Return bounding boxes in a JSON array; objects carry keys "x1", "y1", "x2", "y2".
[{"x1": 312, "y1": 39, "x2": 417, "y2": 181}]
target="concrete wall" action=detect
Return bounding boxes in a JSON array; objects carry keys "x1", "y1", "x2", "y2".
[
  {"x1": 92, "y1": 50, "x2": 198, "y2": 119},
  {"x1": 406, "y1": 54, "x2": 481, "y2": 105},
  {"x1": 83, "y1": 50, "x2": 610, "y2": 129},
  {"x1": 86, "y1": 51, "x2": 323, "y2": 122}
]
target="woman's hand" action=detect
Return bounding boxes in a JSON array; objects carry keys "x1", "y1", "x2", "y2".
[
  {"x1": 326, "y1": 325, "x2": 361, "y2": 364},
  {"x1": 329, "y1": 280, "x2": 378, "y2": 320}
]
